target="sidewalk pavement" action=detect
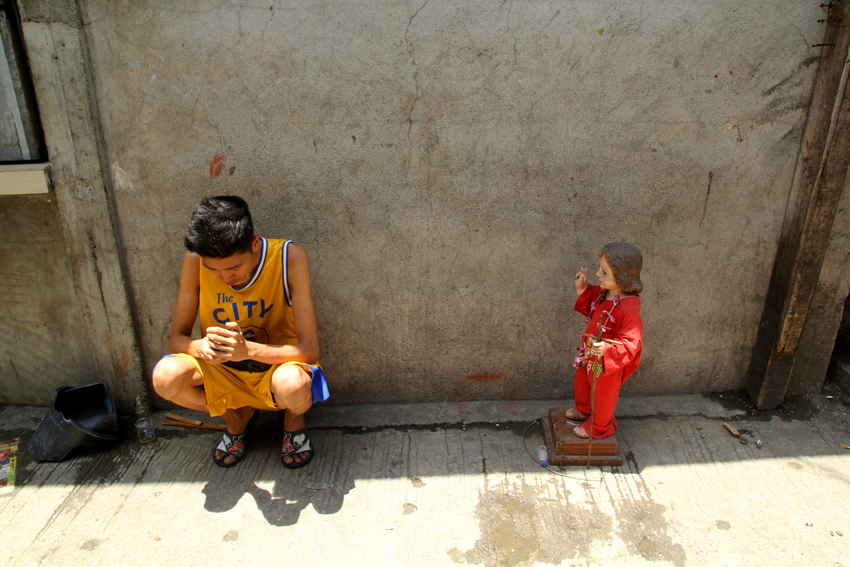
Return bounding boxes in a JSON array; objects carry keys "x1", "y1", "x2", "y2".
[{"x1": 1, "y1": 388, "x2": 849, "y2": 567}]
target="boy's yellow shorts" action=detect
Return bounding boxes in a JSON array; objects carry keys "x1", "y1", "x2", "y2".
[{"x1": 160, "y1": 353, "x2": 329, "y2": 417}]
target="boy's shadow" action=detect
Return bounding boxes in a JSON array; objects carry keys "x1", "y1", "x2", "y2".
[{"x1": 201, "y1": 428, "x2": 354, "y2": 526}]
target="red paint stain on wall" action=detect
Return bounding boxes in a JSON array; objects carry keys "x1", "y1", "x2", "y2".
[
  {"x1": 210, "y1": 154, "x2": 226, "y2": 178},
  {"x1": 465, "y1": 373, "x2": 505, "y2": 382}
]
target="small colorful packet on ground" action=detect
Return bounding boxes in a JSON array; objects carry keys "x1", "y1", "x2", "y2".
[{"x1": 0, "y1": 438, "x2": 19, "y2": 495}]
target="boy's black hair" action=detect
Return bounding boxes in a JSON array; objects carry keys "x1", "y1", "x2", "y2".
[{"x1": 184, "y1": 196, "x2": 255, "y2": 258}]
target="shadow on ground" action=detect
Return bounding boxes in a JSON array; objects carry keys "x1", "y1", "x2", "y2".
[{"x1": 2, "y1": 388, "x2": 849, "y2": 529}]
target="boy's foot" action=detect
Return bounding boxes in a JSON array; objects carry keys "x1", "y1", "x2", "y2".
[
  {"x1": 279, "y1": 411, "x2": 313, "y2": 468},
  {"x1": 281, "y1": 428, "x2": 314, "y2": 469},
  {"x1": 572, "y1": 425, "x2": 590, "y2": 439},
  {"x1": 212, "y1": 430, "x2": 247, "y2": 468},
  {"x1": 565, "y1": 407, "x2": 588, "y2": 421},
  {"x1": 213, "y1": 408, "x2": 258, "y2": 466}
]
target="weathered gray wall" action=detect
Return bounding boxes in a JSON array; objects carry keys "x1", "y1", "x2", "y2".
[
  {"x1": 0, "y1": 194, "x2": 95, "y2": 403},
  {"x1": 14, "y1": 0, "x2": 146, "y2": 412},
  {"x1": 4, "y1": 0, "x2": 836, "y2": 407},
  {"x1": 88, "y1": 0, "x2": 827, "y2": 404}
]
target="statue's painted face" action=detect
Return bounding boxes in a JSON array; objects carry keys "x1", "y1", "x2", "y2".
[{"x1": 596, "y1": 255, "x2": 622, "y2": 295}]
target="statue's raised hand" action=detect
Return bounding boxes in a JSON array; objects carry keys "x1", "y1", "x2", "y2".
[{"x1": 575, "y1": 267, "x2": 589, "y2": 296}]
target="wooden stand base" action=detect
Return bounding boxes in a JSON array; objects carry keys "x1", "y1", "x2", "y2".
[{"x1": 542, "y1": 407, "x2": 623, "y2": 467}]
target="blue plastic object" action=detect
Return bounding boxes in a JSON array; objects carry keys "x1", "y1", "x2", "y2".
[{"x1": 536, "y1": 445, "x2": 549, "y2": 467}]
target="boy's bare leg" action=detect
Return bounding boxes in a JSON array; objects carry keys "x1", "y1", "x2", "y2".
[
  {"x1": 152, "y1": 356, "x2": 207, "y2": 412},
  {"x1": 152, "y1": 356, "x2": 256, "y2": 465},
  {"x1": 271, "y1": 364, "x2": 313, "y2": 465}
]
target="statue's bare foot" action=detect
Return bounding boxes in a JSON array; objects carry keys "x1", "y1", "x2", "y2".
[{"x1": 565, "y1": 407, "x2": 588, "y2": 421}]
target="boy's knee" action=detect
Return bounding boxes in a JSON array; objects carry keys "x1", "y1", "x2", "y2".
[
  {"x1": 271, "y1": 365, "x2": 310, "y2": 400},
  {"x1": 152, "y1": 357, "x2": 186, "y2": 398}
]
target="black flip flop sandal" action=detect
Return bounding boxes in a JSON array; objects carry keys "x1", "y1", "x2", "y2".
[
  {"x1": 211, "y1": 411, "x2": 258, "y2": 468},
  {"x1": 280, "y1": 428, "x2": 314, "y2": 469},
  {"x1": 212, "y1": 430, "x2": 246, "y2": 468}
]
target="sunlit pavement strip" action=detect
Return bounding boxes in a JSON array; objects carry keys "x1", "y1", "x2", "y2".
[{"x1": 1, "y1": 395, "x2": 849, "y2": 566}]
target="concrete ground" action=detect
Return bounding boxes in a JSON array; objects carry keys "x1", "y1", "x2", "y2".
[{"x1": 1, "y1": 388, "x2": 849, "y2": 567}]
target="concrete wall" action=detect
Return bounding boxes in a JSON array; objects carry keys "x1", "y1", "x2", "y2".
[
  {"x1": 14, "y1": 0, "x2": 146, "y2": 412},
  {"x1": 0, "y1": 193, "x2": 95, "y2": 403},
  {"x1": 6, "y1": 0, "x2": 835, "y2": 407}
]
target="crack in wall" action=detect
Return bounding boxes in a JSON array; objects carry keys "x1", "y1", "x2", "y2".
[
  {"x1": 699, "y1": 171, "x2": 713, "y2": 228},
  {"x1": 404, "y1": 0, "x2": 428, "y2": 175},
  {"x1": 507, "y1": 0, "x2": 518, "y2": 65}
]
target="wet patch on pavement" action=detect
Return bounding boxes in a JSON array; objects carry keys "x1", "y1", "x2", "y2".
[
  {"x1": 448, "y1": 484, "x2": 564, "y2": 567},
  {"x1": 447, "y1": 478, "x2": 613, "y2": 567},
  {"x1": 703, "y1": 390, "x2": 821, "y2": 422},
  {"x1": 613, "y1": 498, "x2": 686, "y2": 566},
  {"x1": 448, "y1": 465, "x2": 687, "y2": 567}
]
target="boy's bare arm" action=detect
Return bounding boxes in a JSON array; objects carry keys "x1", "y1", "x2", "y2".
[
  {"x1": 205, "y1": 243, "x2": 320, "y2": 365},
  {"x1": 168, "y1": 251, "x2": 227, "y2": 363}
]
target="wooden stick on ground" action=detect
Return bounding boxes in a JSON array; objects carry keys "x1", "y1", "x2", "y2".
[
  {"x1": 165, "y1": 413, "x2": 203, "y2": 426},
  {"x1": 162, "y1": 419, "x2": 226, "y2": 431},
  {"x1": 723, "y1": 422, "x2": 741, "y2": 437}
]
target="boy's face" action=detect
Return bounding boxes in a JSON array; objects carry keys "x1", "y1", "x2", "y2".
[
  {"x1": 200, "y1": 236, "x2": 261, "y2": 288},
  {"x1": 596, "y1": 255, "x2": 622, "y2": 294}
]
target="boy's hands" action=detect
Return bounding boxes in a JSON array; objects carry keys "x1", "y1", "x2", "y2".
[
  {"x1": 203, "y1": 322, "x2": 250, "y2": 362},
  {"x1": 195, "y1": 336, "x2": 228, "y2": 364},
  {"x1": 575, "y1": 267, "x2": 589, "y2": 296}
]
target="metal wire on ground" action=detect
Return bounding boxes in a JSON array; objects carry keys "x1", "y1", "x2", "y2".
[{"x1": 522, "y1": 419, "x2": 604, "y2": 482}]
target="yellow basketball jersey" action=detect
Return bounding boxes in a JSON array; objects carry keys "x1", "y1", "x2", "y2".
[{"x1": 198, "y1": 238, "x2": 297, "y2": 347}]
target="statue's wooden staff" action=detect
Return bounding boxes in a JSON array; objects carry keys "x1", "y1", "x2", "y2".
[
  {"x1": 583, "y1": 309, "x2": 621, "y2": 468},
  {"x1": 579, "y1": 333, "x2": 623, "y2": 346},
  {"x1": 586, "y1": 333, "x2": 602, "y2": 468}
]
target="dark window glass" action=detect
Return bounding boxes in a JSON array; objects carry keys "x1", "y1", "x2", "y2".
[{"x1": 0, "y1": 0, "x2": 45, "y2": 163}]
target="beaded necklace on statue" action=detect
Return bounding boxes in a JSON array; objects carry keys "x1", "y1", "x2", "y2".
[{"x1": 572, "y1": 291, "x2": 621, "y2": 376}]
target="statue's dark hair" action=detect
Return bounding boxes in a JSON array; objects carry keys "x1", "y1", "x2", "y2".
[
  {"x1": 183, "y1": 196, "x2": 254, "y2": 258},
  {"x1": 599, "y1": 242, "x2": 643, "y2": 294}
]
